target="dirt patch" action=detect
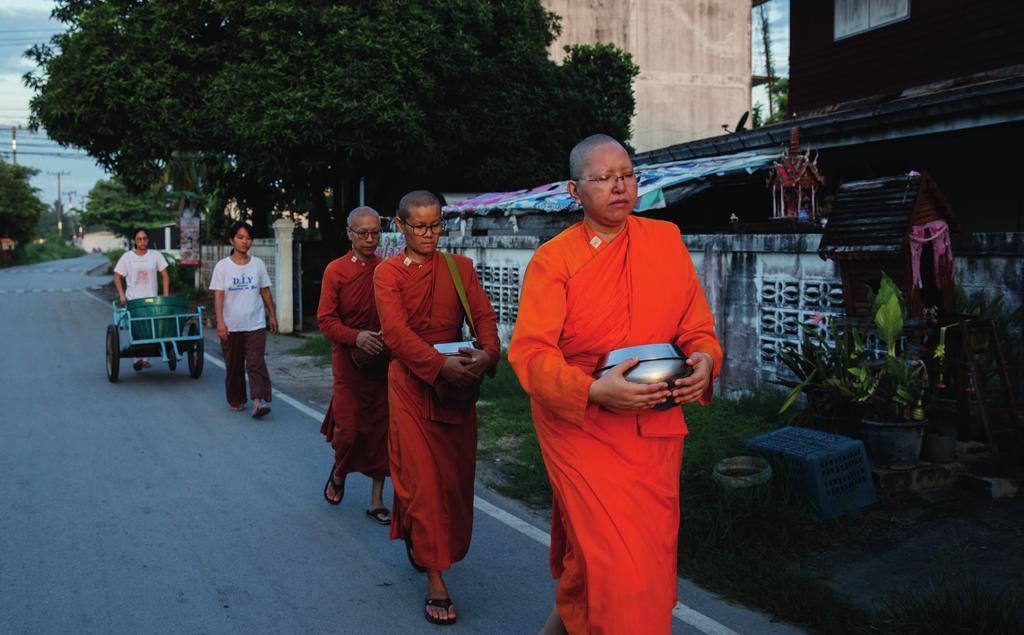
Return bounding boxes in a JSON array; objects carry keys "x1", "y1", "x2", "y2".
[{"x1": 797, "y1": 486, "x2": 1024, "y2": 611}]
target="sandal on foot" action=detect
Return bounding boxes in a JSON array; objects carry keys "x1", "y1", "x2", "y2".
[
  {"x1": 132, "y1": 360, "x2": 145, "y2": 371},
  {"x1": 424, "y1": 598, "x2": 456, "y2": 626},
  {"x1": 404, "y1": 533, "x2": 426, "y2": 573},
  {"x1": 323, "y1": 469, "x2": 345, "y2": 506},
  {"x1": 366, "y1": 507, "x2": 391, "y2": 525},
  {"x1": 252, "y1": 403, "x2": 271, "y2": 419},
  {"x1": 229, "y1": 404, "x2": 245, "y2": 412}
]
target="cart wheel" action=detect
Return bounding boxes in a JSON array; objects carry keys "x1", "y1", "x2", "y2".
[
  {"x1": 187, "y1": 322, "x2": 204, "y2": 379},
  {"x1": 106, "y1": 324, "x2": 120, "y2": 383}
]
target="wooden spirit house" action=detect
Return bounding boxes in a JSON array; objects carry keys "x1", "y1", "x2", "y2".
[{"x1": 818, "y1": 171, "x2": 961, "y2": 316}]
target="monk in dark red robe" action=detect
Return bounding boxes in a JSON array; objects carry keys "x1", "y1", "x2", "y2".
[
  {"x1": 508, "y1": 135, "x2": 722, "y2": 635},
  {"x1": 374, "y1": 190, "x2": 499, "y2": 626},
  {"x1": 318, "y1": 207, "x2": 391, "y2": 523}
]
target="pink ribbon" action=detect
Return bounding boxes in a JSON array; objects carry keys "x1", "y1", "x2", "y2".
[{"x1": 908, "y1": 220, "x2": 952, "y2": 288}]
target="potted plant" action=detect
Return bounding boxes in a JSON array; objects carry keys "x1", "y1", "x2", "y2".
[
  {"x1": 856, "y1": 273, "x2": 931, "y2": 470},
  {"x1": 778, "y1": 315, "x2": 870, "y2": 438}
]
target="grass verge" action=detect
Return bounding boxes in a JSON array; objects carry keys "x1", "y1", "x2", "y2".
[
  {"x1": 290, "y1": 334, "x2": 333, "y2": 366},
  {"x1": 12, "y1": 238, "x2": 85, "y2": 265}
]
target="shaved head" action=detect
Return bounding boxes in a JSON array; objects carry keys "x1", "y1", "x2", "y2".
[
  {"x1": 569, "y1": 134, "x2": 626, "y2": 180},
  {"x1": 397, "y1": 190, "x2": 441, "y2": 221},
  {"x1": 346, "y1": 206, "x2": 379, "y2": 227}
]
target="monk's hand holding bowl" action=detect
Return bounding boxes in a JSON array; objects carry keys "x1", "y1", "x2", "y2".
[
  {"x1": 356, "y1": 330, "x2": 384, "y2": 355},
  {"x1": 458, "y1": 347, "x2": 491, "y2": 379},
  {"x1": 670, "y1": 352, "x2": 713, "y2": 405},
  {"x1": 589, "y1": 357, "x2": 671, "y2": 410},
  {"x1": 440, "y1": 354, "x2": 481, "y2": 388}
]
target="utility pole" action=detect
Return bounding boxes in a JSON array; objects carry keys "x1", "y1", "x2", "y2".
[
  {"x1": 47, "y1": 170, "x2": 70, "y2": 240},
  {"x1": 10, "y1": 127, "x2": 15, "y2": 165}
]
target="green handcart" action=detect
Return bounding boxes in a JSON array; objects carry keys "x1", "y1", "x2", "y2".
[{"x1": 105, "y1": 296, "x2": 206, "y2": 382}]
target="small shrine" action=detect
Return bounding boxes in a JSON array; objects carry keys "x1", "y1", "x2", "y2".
[
  {"x1": 768, "y1": 127, "x2": 825, "y2": 222},
  {"x1": 818, "y1": 171, "x2": 961, "y2": 316}
]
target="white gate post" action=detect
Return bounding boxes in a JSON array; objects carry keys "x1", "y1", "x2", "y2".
[{"x1": 272, "y1": 218, "x2": 295, "y2": 334}]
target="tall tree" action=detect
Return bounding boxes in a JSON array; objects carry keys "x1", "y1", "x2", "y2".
[
  {"x1": 0, "y1": 159, "x2": 47, "y2": 243},
  {"x1": 79, "y1": 179, "x2": 177, "y2": 237},
  {"x1": 26, "y1": 0, "x2": 638, "y2": 255}
]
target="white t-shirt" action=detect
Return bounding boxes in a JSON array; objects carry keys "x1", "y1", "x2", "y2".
[
  {"x1": 209, "y1": 256, "x2": 272, "y2": 332},
  {"x1": 114, "y1": 250, "x2": 169, "y2": 300}
]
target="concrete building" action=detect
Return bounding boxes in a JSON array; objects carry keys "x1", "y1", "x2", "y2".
[{"x1": 544, "y1": 0, "x2": 752, "y2": 152}]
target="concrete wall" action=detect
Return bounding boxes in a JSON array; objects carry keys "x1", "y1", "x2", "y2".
[
  {"x1": 543, "y1": 0, "x2": 752, "y2": 152},
  {"x1": 81, "y1": 231, "x2": 128, "y2": 253},
  {"x1": 445, "y1": 231, "x2": 1024, "y2": 399}
]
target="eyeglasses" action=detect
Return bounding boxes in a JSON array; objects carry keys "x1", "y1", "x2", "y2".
[
  {"x1": 402, "y1": 220, "x2": 446, "y2": 236},
  {"x1": 348, "y1": 227, "x2": 381, "y2": 240},
  {"x1": 579, "y1": 172, "x2": 640, "y2": 188}
]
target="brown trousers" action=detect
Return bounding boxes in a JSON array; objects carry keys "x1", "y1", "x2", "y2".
[{"x1": 221, "y1": 329, "x2": 272, "y2": 407}]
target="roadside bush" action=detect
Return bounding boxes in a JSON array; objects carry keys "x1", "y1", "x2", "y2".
[{"x1": 12, "y1": 238, "x2": 85, "y2": 265}]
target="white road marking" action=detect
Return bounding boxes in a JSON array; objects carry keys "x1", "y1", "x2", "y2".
[{"x1": 80, "y1": 286, "x2": 737, "y2": 634}]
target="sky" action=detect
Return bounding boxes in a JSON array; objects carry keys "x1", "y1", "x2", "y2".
[
  {"x1": 1, "y1": 0, "x2": 790, "y2": 210},
  {"x1": 0, "y1": 1, "x2": 109, "y2": 212}
]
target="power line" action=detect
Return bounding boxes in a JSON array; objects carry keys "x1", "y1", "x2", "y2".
[{"x1": 1, "y1": 150, "x2": 96, "y2": 160}]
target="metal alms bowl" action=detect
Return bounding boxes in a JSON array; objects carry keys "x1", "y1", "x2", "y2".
[
  {"x1": 593, "y1": 343, "x2": 693, "y2": 385},
  {"x1": 593, "y1": 344, "x2": 692, "y2": 411}
]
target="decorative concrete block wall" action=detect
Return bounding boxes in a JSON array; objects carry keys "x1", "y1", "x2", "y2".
[{"x1": 422, "y1": 231, "x2": 1024, "y2": 399}]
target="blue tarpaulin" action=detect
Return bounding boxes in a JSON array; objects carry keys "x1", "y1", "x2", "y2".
[{"x1": 443, "y1": 150, "x2": 780, "y2": 216}]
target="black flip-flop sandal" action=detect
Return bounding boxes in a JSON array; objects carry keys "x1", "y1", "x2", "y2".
[
  {"x1": 404, "y1": 532, "x2": 426, "y2": 573},
  {"x1": 424, "y1": 598, "x2": 456, "y2": 626},
  {"x1": 323, "y1": 469, "x2": 345, "y2": 506},
  {"x1": 252, "y1": 403, "x2": 271, "y2": 419},
  {"x1": 366, "y1": 507, "x2": 391, "y2": 525}
]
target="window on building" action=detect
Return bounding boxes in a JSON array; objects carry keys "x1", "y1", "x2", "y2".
[{"x1": 834, "y1": 0, "x2": 909, "y2": 40}]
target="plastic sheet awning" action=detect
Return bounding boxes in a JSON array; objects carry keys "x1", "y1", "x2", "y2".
[{"x1": 443, "y1": 150, "x2": 780, "y2": 217}]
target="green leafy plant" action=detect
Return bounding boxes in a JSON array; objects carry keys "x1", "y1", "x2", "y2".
[
  {"x1": 857, "y1": 273, "x2": 929, "y2": 423},
  {"x1": 778, "y1": 315, "x2": 870, "y2": 420}
]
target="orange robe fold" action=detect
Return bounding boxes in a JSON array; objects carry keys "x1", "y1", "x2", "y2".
[
  {"x1": 317, "y1": 252, "x2": 389, "y2": 479},
  {"x1": 508, "y1": 216, "x2": 722, "y2": 635},
  {"x1": 373, "y1": 250, "x2": 499, "y2": 570}
]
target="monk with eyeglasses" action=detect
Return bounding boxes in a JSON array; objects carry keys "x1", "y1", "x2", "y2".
[
  {"x1": 509, "y1": 134, "x2": 722, "y2": 634},
  {"x1": 373, "y1": 190, "x2": 499, "y2": 626},
  {"x1": 318, "y1": 207, "x2": 391, "y2": 524}
]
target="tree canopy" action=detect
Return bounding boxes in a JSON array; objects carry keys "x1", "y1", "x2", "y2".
[
  {"x1": 27, "y1": 0, "x2": 638, "y2": 252},
  {"x1": 80, "y1": 179, "x2": 177, "y2": 237},
  {"x1": 0, "y1": 160, "x2": 48, "y2": 243}
]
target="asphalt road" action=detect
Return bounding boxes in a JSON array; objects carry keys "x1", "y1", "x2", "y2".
[{"x1": 0, "y1": 254, "x2": 805, "y2": 634}]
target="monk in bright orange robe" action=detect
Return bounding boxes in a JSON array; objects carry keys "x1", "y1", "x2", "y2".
[
  {"x1": 508, "y1": 135, "x2": 722, "y2": 635},
  {"x1": 318, "y1": 207, "x2": 391, "y2": 523},
  {"x1": 374, "y1": 190, "x2": 499, "y2": 626}
]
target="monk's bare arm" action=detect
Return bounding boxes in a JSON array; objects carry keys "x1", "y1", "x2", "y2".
[
  {"x1": 508, "y1": 249, "x2": 596, "y2": 427},
  {"x1": 317, "y1": 262, "x2": 360, "y2": 346},
  {"x1": 373, "y1": 264, "x2": 446, "y2": 385},
  {"x1": 671, "y1": 240, "x2": 723, "y2": 405}
]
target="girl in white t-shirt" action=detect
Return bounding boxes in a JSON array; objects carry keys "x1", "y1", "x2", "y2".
[
  {"x1": 209, "y1": 221, "x2": 278, "y2": 417},
  {"x1": 113, "y1": 228, "x2": 170, "y2": 371}
]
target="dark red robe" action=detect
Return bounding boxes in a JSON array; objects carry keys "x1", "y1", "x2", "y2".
[
  {"x1": 318, "y1": 252, "x2": 389, "y2": 479},
  {"x1": 374, "y1": 250, "x2": 499, "y2": 570}
]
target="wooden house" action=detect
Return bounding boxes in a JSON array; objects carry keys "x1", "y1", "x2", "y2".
[{"x1": 818, "y1": 171, "x2": 961, "y2": 316}]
